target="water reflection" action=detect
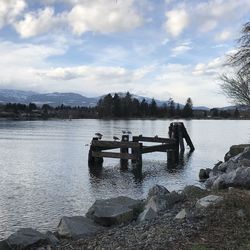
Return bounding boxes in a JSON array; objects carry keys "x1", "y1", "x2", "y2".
[{"x1": 0, "y1": 119, "x2": 250, "y2": 239}]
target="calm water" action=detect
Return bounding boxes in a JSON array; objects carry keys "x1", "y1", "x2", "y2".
[{"x1": 0, "y1": 119, "x2": 250, "y2": 239}]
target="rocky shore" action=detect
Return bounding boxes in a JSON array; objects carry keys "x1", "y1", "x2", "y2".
[{"x1": 1, "y1": 145, "x2": 250, "y2": 250}]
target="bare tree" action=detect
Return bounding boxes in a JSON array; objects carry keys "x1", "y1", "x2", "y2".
[
  {"x1": 220, "y1": 22, "x2": 250, "y2": 105},
  {"x1": 220, "y1": 74, "x2": 250, "y2": 105}
]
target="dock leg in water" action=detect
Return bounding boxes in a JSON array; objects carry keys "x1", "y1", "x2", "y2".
[
  {"x1": 88, "y1": 137, "x2": 103, "y2": 169},
  {"x1": 120, "y1": 135, "x2": 129, "y2": 170}
]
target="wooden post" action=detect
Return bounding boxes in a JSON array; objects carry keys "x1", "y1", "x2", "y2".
[
  {"x1": 131, "y1": 136, "x2": 139, "y2": 164},
  {"x1": 88, "y1": 137, "x2": 103, "y2": 168},
  {"x1": 135, "y1": 143, "x2": 143, "y2": 172},
  {"x1": 178, "y1": 123, "x2": 185, "y2": 152},
  {"x1": 168, "y1": 123, "x2": 179, "y2": 163},
  {"x1": 181, "y1": 123, "x2": 195, "y2": 151},
  {"x1": 120, "y1": 135, "x2": 129, "y2": 169}
]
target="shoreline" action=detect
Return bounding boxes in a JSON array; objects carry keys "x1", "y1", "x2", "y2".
[{"x1": 1, "y1": 144, "x2": 250, "y2": 249}]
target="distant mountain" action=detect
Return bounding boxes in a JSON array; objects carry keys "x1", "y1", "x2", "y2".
[
  {"x1": 0, "y1": 89, "x2": 36, "y2": 104},
  {"x1": 0, "y1": 89, "x2": 211, "y2": 110},
  {"x1": 26, "y1": 92, "x2": 98, "y2": 107},
  {"x1": 0, "y1": 89, "x2": 98, "y2": 107}
]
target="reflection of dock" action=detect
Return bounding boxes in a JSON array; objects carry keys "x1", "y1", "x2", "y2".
[{"x1": 88, "y1": 122, "x2": 194, "y2": 172}]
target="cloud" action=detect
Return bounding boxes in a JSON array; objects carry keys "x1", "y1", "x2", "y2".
[
  {"x1": 164, "y1": 0, "x2": 250, "y2": 41},
  {"x1": 13, "y1": 0, "x2": 143, "y2": 38},
  {"x1": 0, "y1": 0, "x2": 26, "y2": 28},
  {"x1": 14, "y1": 7, "x2": 65, "y2": 38},
  {"x1": 192, "y1": 57, "x2": 224, "y2": 76},
  {"x1": 171, "y1": 41, "x2": 191, "y2": 56},
  {"x1": 215, "y1": 30, "x2": 234, "y2": 42},
  {"x1": 164, "y1": 8, "x2": 189, "y2": 37},
  {"x1": 67, "y1": 0, "x2": 143, "y2": 35}
]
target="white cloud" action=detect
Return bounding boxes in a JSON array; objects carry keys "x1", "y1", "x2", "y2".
[
  {"x1": 164, "y1": 0, "x2": 250, "y2": 41},
  {"x1": 0, "y1": 0, "x2": 26, "y2": 28},
  {"x1": 13, "y1": 0, "x2": 143, "y2": 38},
  {"x1": 215, "y1": 30, "x2": 234, "y2": 42},
  {"x1": 171, "y1": 41, "x2": 191, "y2": 56},
  {"x1": 164, "y1": 8, "x2": 189, "y2": 37},
  {"x1": 192, "y1": 57, "x2": 224, "y2": 76},
  {"x1": 67, "y1": 0, "x2": 143, "y2": 35},
  {"x1": 14, "y1": 7, "x2": 65, "y2": 38}
]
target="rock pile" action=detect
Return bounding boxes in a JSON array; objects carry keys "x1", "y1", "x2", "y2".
[{"x1": 199, "y1": 145, "x2": 250, "y2": 190}]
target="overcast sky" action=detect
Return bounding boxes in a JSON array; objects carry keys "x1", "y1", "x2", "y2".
[{"x1": 0, "y1": 0, "x2": 249, "y2": 107}]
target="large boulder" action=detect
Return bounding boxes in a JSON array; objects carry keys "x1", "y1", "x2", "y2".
[
  {"x1": 196, "y1": 195, "x2": 223, "y2": 209},
  {"x1": 57, "y1": 216, "x2": 104, "y2": 239},
  {"x1": 199, "y1": 168, "x2": 211, "y2": 181},
  {"x1": 145, "y1": 191, "x2": 184, "y2": 213},
  {"x1": 205, "y1": 147, "x2": 250, "y2": 189},
  {"x1": 147, "y1": 185, "x2": 170, "y2": 199},
  {"x1": 182, "y1": 185, "x2": 209, "y2": 199},
  {"x1": 86, "y1": 196, "x2": 143, "y2": 226},
  {"x1": 212, "y1": 167, "x2": 250, "y2": 190},
  {"x1": 137, "y1": 207, "x2": 157, "y2": 222},
  {"x1": 0, "y1": 240, "x2": 11, "y2": 250},
  {"x1": 6, "y1": 228, "x2": 48, "y2": 250},
  {"x1": 224, "y1": 144, "x2": 250, "y2": 161}
]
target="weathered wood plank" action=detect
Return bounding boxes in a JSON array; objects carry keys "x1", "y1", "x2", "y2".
[
  {"x1": 141, "y1": 143, "x2": 175, "y2": 154},
  {"x1": 92, "y1": 151, "x2": 137, "y2": 160},
  {"x1": 132, "y1": 136, "x2": 175, "y2": 143},
  {"x1": 92, "y1": 140, "x2": 140, "y2": 149},
  {"x1": 178, "y1": 125, "x2": 185, "y2": 152},
  {"x1": 182, "y1": 124, "x2": 195, "y2": 151}
]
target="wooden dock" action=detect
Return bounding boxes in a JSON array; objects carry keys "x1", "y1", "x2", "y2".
[{"x1": 88, "y1": 122, "x2": 194, "y2": 171}]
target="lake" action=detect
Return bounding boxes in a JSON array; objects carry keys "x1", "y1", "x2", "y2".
[{"x1": 0, "y1": 119, "x2": 250, "y2": 239}]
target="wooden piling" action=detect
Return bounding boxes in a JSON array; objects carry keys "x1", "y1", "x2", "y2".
[
  {"x1": 181, "y1": 123, "x2": 195, "y2": 151},
  {"x1": 120, "y1": 135, "x2": 129, "y2": 170}
]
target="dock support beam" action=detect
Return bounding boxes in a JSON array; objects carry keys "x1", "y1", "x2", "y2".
[
  {"x1": 120, "y1": 135, "x2": 129, "y2": 170},
  {"x1": 88, "y1": 137, "x2": 103, "y2": 168}
]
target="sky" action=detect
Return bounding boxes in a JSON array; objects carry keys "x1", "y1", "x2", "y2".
[{"x1": 0, "y1": 0, "x2": 249, "y2": 107}]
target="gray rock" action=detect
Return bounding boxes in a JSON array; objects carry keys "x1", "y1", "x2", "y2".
[
  {"x1": 196, "y1": 195, "x2": 223, "y2": 209},
  {"x1": 224, "y1": 144, "x2": 250, "y2": 161},
  {"x1": 147, "y1": 185, "x2": 170, "y2": 199},
  {"x1": 137, "y1": 207, "x2": 157, "y2": 222},
  {"x1": 212, "y1": 167, "x2": 250, "y2": 190},
  {"x1": 182, "y1": 185, "x2": 209, "y2": 199},
  {"x1": 237, "y1": 209, "x2": 246, "y2": 218},
  {"x1": 86, "y1": 196, "x2": 143, "y2": 226},
  {"x1": 175, "y1": 209, "x2": 187, "y2": 220},
  {"x1": 0, "y1": 240, "x2": 11, "y2": 250},
  {"x1": 145, "y1": 191, "x2": 184, "y2": 213},
  {"x1": 199, "y1": 168, "x2": 211, "y2": 180},
  {"x1": 6, "y1": 228, "x2": 48, "y2": 250},
  {"x1": 57, "y1": 216, "x2": 104, "y2": 239},
  {"x1": 46, "y1": 231, "x2": 59, "y2": 246}
]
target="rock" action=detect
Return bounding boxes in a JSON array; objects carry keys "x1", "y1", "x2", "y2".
[
  {"x1": 0, "y1": 240, "x2": 11, "y2": 250},
  {"x1": 182, "y1": 185, "x2": 209, "y2": 199},
  {"x1": 46, "y1": 231, "x2": 59, "y2": 246},
  {"x1": 147, "y1": 185, "x2": 170, "y2": 200},
  {"x1": 175, "y1": 209, "x2": 187, "y2": 220},
  {"x1": 86, "y1": 196, "x2": 143, "y2": 226},
  {"x1": 199, "y1": 168, "x2": 211, "y2": 180},
  {"x1": 57, "y1": 216, "x2": 104, "y2": 239},
  {"x1": 212, "y1": 167, "x2": 250, "y2": 190},
  {"x1": 145, "y1": 191, "x2": 184, "y2": 213},
  {"x1": 6, "y1": 228, "x2": 48, "y2": 250},
  {"x1": 196, "y1": 195, "x2": 223, "y2": 209},
  {"x1": 237, "y1": 209, "x2": 246, "y2": 218},
  {"x1": 137, "y1": 207, "x2": 157, "y2": 222},
  {"x1": 224, "y1": 144, "x2": 250, "y2": 161}
]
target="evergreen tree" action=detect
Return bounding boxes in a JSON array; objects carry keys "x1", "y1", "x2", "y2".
[
  {"x1": 234, "y1": 107, "x2": 240, "y2": 118},
  {"x1": 182, "y1": 98, "x2": 193, "y2": 118}
]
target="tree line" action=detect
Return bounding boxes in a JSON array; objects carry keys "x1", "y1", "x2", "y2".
[{"x1": 97, "y1": 92, "x2": 193, "y2": 118}]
